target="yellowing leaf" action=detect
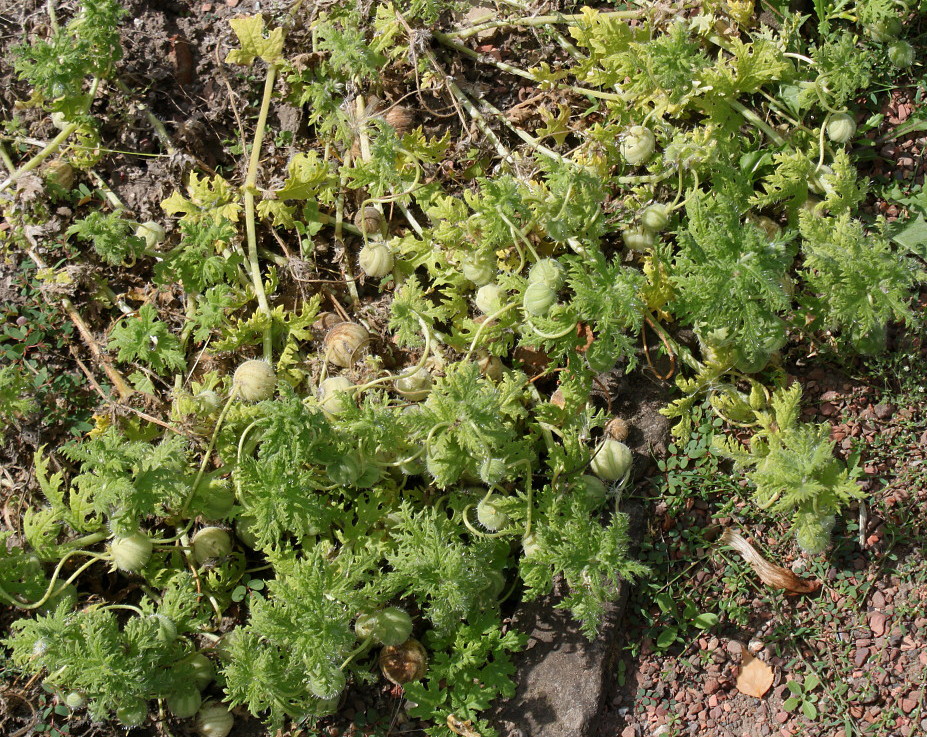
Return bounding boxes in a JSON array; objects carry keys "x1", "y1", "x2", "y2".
[
  {"x1": 736, "y1": 652, "x2": 774, "y2": 698},
  {"x1": 275, "y1": 152, "x2": 333, "y2": 201},
  {"x1": 535, "y1": 104, "x2": 572, "y2": 146},
  {"x1": 225, "y1": 15, "x2": 284, "y2": 66}
]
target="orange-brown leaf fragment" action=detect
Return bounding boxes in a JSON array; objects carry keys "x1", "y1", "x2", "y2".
[
  {"x1": 720, "y1": 528, "x2": 820, "y2": 594},
  {"x1": 736, "y1": 652, "x2": 774, "y2": 698}
]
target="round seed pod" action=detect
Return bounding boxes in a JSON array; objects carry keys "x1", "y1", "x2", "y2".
[
  {"x1": 359, "y1": 242, "x2": 394, "y2": 278},
  {"x1": 475, "y1": 284, "x2": 505, "y2": 315},
  {"x1": 149, "y1": 613, "x2": 178, "y2": 644},
  {"x1": 167, "y1": 688, "x2": 202, "y2": 719},
  {"x1": 590, "y1": 438, "x2": 632, "y2": 482},
  {"x1": 604, "y1": 417, "x2": 629, "y2": 442},
  {"x1": 182, "y1": 652, "x2": 215, "y2": 690},
  {"x1": 192, "y1": 527, "x2": 232, "y2": 563},
  {"x1": 43, "y1": 159, "x2": 74, "y2": 189},
  {"x1": 195, "y1": 702, "x2": 234, "y2": 737},
  {"x1": 65, "y1": 691, "x2": 86, "y2": 710},
  {"x1": 888, "y1": 39, "x2": 914, "y2": 68},
  {"x1": 522, "y1": 280, "x2": 558, "y2": 316},
  {"x1": 641, "y1": 203, "x2": 670, "y2": 232},
  {"x1": 476, "y1": 350, "x2": 504, "y2": 381},
  {"x1": 384, "y1": 105, "x2": 414, "y2": 137},
  {"x1": 135, "y1": 221, "x2": 167, "y2": 249},
  {"x1": 476, "y1": 495, "x2": 509, "y2": 532},
  {"x1": 462, "y1": 255, "x2": 494, "y2": 286},
  {"x1": 622, "y1": 225, "x2": 656, "y2": 252},
  {"x1": 574, "y1": 475, "x2": 608, "y2": 505},
  {"x1": 825, "y1": 113, "x2": 856, "y2": 144},
  {"x1": 521, "y1": 531, "x2": 541, "y2": 557},
  {"x1": 233, "y1": 360, "x2": 276, "y2": 402},
  {"x1": 109, "y1": 531, "x2": 153, "y2": 572},
  {"x1": 355, "y1": 607, "x2": 414, "y2": 646},
  {"x1": 379, "y1": 638, "x2": 428, "y2": 685},
  {"x1": 323, "y1": 323, "x2": 370, "y2": 368},
  {"x1": 527, "y1": 258, "x2": 565, "y2": 290},
  {"x1": 116, "y1": 699, "x2": 148, "y2": 727},
  {"x1": 394, "y1": 368, "x2": 432, "y2": 401},
  {"x1": 319, "y1": 376, "x2": 354, "y2": 417},
  {"x1": 747, "y1": 213, "x2": 782, "y2": 240},
  {"x1": 620, "y1": 126, "x2": 655, "y2": 166},
  {"x1": 354, "y1": 206, "x2": 384, "y2": 237},
  {"x1": 865, "y1": 16, "x2": 901, "y2": 42}
]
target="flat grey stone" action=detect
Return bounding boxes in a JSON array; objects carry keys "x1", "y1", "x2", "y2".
[{"x1": 490, "y1": 577, "x2": 629, "y2": 737}]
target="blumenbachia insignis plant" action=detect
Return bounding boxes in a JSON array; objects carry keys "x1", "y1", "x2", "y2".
[{"x1": 1, "y1": 0, "x2": 923, "y2": 735}]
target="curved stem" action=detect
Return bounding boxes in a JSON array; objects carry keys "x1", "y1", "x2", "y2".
[
  {"x1": 463, "y1": 302, "x2": 520, "y2": 362},
  {"x1": 339, "y1": 634, "x2": 375, "y2": 670},
  {"x1": 524, "y1": 315, "x2": 576, "y2": 340}
]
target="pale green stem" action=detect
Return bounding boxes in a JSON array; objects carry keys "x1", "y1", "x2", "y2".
[
  {"x1": 463, "y1": 302, "x2": 520, "y2": 362},
  {"x1": 181, "y1": 387, "x2": 239, "y2": 516},
  {"x1": 243, "y1": 64, "x2": 278, "y2": 362}
]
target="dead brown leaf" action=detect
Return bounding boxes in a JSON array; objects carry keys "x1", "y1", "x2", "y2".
[
  {"x1": 720, "y1": 528, "x2": 820, "y2": 594},
  {"x1": 736, "y1": 652, "x2": 774, "y2": 698}
]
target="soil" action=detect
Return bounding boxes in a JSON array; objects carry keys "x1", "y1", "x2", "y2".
[{"x1": 2, "y1": 2, "x2": 927, "y2": 737}]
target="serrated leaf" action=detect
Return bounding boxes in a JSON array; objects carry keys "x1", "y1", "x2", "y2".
[{"x1": 226, "y1": 16, "x2": 284, "y2": 66}]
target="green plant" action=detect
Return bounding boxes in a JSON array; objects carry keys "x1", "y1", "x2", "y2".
[{"x1": 783, "y1": 674, "x2": 823, "y2": 720}]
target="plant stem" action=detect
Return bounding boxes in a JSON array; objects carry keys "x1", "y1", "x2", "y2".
[
  {"x1": 433, "y1": 32, "x2": 625, "y2": 103},
  {"x1": 448, "y1": 9, "x2": 643, "y2": 40},
  {"x1": 243, "y1": 64, "x2": 278, "y2": 362},
  {"x1": 0, "y1": 76, "x2": 101, "y2": 194}
]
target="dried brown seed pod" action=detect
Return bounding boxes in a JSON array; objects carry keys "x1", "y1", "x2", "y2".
[
  {"x1": 379, "y1": 638, "x2": 427, "y2": 685},
  {"x1": 605, "y1": 417, "x2": 629, "y2": 442},
  {"x1": 476, "y1": 350, "x2": 503, "y2": 382},
  {"x1": 353, "y1": 206, "x2": 384, "y2": 237},
  {"x1": 384, "y1": 105, "x2": 414, "y2": 137},
  {"x1": 323, "y1": 322, "x2": 370, "y2": 368}
]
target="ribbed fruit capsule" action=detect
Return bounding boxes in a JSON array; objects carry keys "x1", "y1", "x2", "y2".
[
  {"x1": 622, "y1": 225, "x2": 656, "y2": 251},
  {"x1": 44, "y1": 159, "x2": 74, "y2": 189},
  {"x1": 522, "y1": 281, "x2": 557, "y2": 316},
  {"x1": 379, "y1": 638, "x2": 428, "y2": 685},
  {"x1": 476, "y1": 495, "x2": 509, "y2": 531},
  {"x1": 888, "y1": 40, "x2": 914, "y2": 68},
  {"x1": 168, "y1": 688, "x2": 202, "y2": 719},
  {"x1": 590, "y1": 438, "x2": 632, "y2": 481},
  {"x1": 384, "y1": 105, "x2": 414, "y2": 136},
  {"x1": 355, "y1": 607, "x2": 414, "y2": 646},
  {"x1": 359, "y1": 242, "x2": 394, "y2": 278},
  {"x1": 394, "y1": 368, "x2": 432, "y2": 401},
  {"x1": 354, "y1": 206, "x2": 384, "y2": 236},
  {"x1": 620, "y1": 126, "x2": 655, "y2": 166},
  {"x1": 475, "y1": 284, "x2": 504, "y2": 315},
  {"x1": 462, "y1": 256, "x2": 494, "y2": 286},
  {"x1": 192, "y1": 527, "x2": 232, "y2": 563},
  {"x1": 574, "y1": 475, "x2": 608, "y2": 505},
  {"x1": 527, "y1": 258, "x2": 564, "y2": 290},
  {"x1": 109, "y1": 531, "x2": 153, "y2": 572},
  {"x1": 319, "y1": 376, "x2": 354, "y2": 417},
  {"x1": 64, "y1": 691, "x2": 86, "y2": 710},
  {"x1": 116, "y1": 699, "x2": 147, "y2": 727},
  {"x1": 135, "y1": 221, "x2": 166, "y2": 249},
  {"x1": 323, "y1": 323, "x2": 370, "y2": 368},
  {"x1": 641, "y1": 203, "x2": 670, "y2": 232},
  {"x1": 233, "y1": 360, "x2": 276, "y2": 402},
  {"x1": 195, "y1": 702, "x2": 234, "y2": 737},
  {"x1": 825, "y1": 113, "x2": 856, "y2": 144}
]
